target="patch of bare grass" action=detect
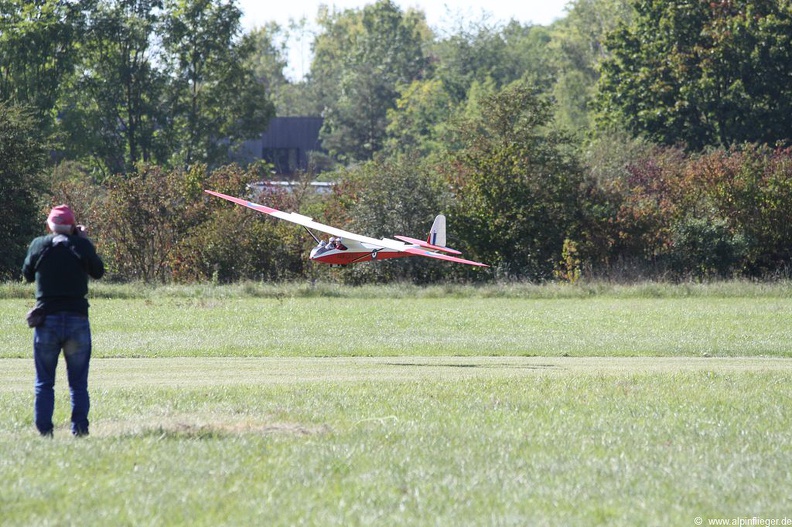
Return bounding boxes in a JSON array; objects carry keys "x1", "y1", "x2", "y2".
[{"x1": 94, "y1": 416, "x2": 331, "y2": 439}]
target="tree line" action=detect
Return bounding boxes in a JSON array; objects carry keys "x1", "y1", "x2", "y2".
[{"x1": 2, "y1": 0, "x2": 792, "y2": 283}]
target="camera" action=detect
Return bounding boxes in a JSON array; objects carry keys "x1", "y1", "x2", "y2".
[{"x1": 73, "y1": 224, "x2": 88, "y2": 238}]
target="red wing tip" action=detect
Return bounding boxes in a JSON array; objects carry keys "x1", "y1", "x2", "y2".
[{"x1": 205, "y1": 190, "x2": 278, "y2": 214}]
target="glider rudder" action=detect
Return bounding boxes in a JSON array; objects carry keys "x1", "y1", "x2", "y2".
[{"x1": 429, "y1": 215, "x2": 447, "y2": 248}]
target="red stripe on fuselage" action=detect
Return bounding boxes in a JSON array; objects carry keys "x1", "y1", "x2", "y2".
[{"x1": 311, "y1": 250, "x2": 411, "y2": 265}]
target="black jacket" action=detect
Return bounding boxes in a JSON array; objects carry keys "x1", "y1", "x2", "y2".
[{"x1": 22, "y1": 234, "x2": 105, "y2": 316}]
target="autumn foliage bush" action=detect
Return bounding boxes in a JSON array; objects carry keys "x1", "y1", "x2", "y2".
[
  {"x1": 40, "y1": 142, "x2": 792, "y2": 284},
  {"x1": 591, "y1": 143, "x2": 792, "y2": 279}
]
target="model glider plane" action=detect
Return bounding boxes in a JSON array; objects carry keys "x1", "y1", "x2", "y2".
[{"x1": 205, "y1": 190, "x2": 488, "y2": 267}]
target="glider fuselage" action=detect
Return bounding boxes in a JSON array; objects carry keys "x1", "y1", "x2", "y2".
[{"x1": 309, "y1": 238, "x2": 411, "y2": 264}]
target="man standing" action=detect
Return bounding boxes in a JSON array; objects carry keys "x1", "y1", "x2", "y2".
[{"x1": 22, "y1": 205, "x2": 105, "y2": 437}]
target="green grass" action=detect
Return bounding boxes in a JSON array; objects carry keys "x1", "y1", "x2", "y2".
[
  {"x1": 3, "y1": 292, "x2": 792, "y2": 358},
  {"x1": 6, "y1": 279, "x2": 792, "y2": 300},
  {"x1": 2, "y1": 282, "x2": 791, "y2": 525}
]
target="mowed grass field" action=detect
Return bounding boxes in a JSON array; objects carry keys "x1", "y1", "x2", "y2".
[{"x1": 1, "y1": 282, "x2": 791, "y2": 526}]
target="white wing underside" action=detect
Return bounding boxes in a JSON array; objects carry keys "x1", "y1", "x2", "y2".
[{"x1": 269, "y1": 210, "x2": 410, "y2": 252}]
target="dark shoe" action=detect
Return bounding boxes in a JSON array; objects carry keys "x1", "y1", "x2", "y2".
[
  {"x1": 72, "y1": 428, "x2": 89, "y2": 437},
  {"x1": 40, "y1": 429, "x2": 53, "y2": 438}
]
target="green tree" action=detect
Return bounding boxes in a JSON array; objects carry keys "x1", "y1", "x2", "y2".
[
  {"x1": 161, "y1": 0, "x2": 274, "y2": 166},
  {"x1": 384, "y1": 78, "x2": 453, "y2": 157},
  {"x1": 0, "y1": 0, "x2": 86, "y2": 133},
  {"x1": 597, "y1": 0, "x2": 792, "y2": 149},
  {"x1": 431, "y1": 20, "x2": 505, "y2": 104},
  {"x1": 430, "y1": 19, "x2": 553, "y2": 105},
  {"x1": 385, "y1": 20, "x2": 557, "y2": 160},
  {"x1": 304, "y1": 5, "x2": 361, "y2": 118},
  {"x1": 549, "y1": 0, "x2": 633, "y2": 132},
  {"x1": 314, "y1": 0, "x2": 430, "y2": 162},
  {"x1": 242, "y1": 20, "x2": 318, "y2": 117},
  {"x1": 58, "y1": 0, "x2": 167, "y2": 176},
  {"x1": 242, "y1": 23, "x2": 291, "y2": 111},
  {"x1": 500, "y1": 21, "x2": 556, "y2": 93},
  {"x1": 439, "y1": 82, "x2": 584, "y2": 279},
  {"x1": 0, "y1": 103, "x2": 48, "y2": 279}
]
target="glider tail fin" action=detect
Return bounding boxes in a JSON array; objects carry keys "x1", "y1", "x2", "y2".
[{"x1": 428, "y1": 215, "x2": 447, "y2": 248}]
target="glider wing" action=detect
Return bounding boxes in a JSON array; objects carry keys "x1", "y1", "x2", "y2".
[
  {"x1": 393, "y1": 235, "x2": 463, "y2": 255},
  {"x1": 205, "y1": 190, "x2": 488, "y2": 267},
  {"x1": 401, "y1": 247, "x2": 488, "y2": 267},
  {"x1": 205, "y1": 190, "x2": 402, "y2": 249}
]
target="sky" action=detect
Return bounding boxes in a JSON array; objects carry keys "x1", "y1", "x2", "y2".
[
  {"x1": 238, "y1": 0, "x2": 572, "y2": 30},
  {"x1": 236, "y1": 0, "x2": 573, "y2": 79}
]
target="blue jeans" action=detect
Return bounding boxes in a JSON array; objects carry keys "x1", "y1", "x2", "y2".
[{"x1": 33, "y1": 313, "x2": 92, "y2": 436}]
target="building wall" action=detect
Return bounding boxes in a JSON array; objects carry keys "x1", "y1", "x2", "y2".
[{"x1": 233, "y1": 117, "x2": 324, "y2": 175}]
